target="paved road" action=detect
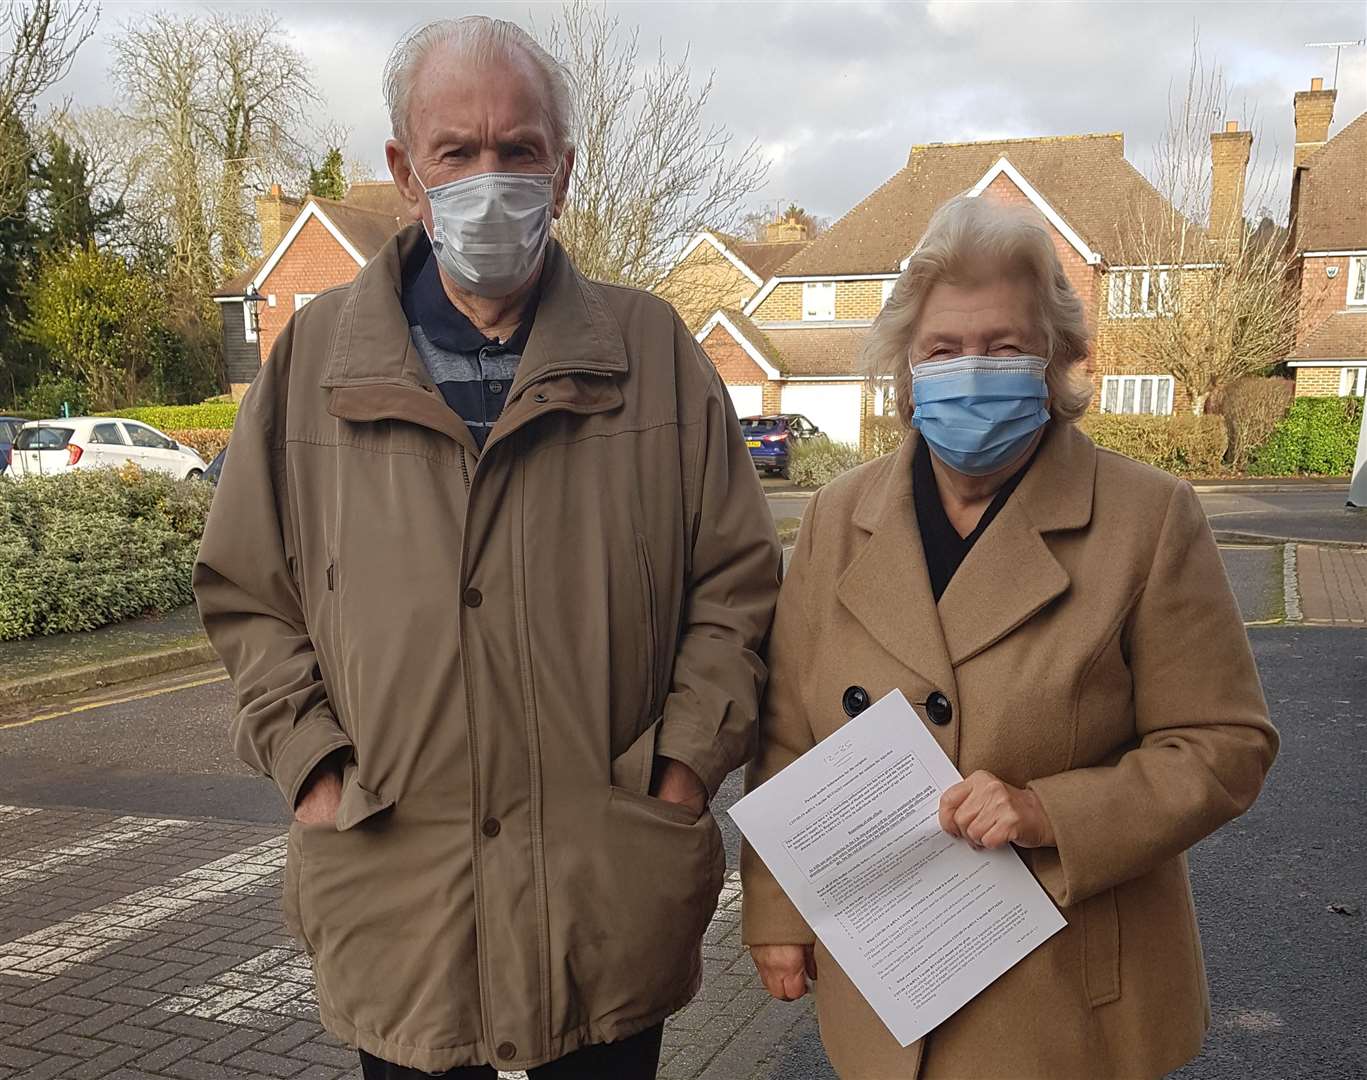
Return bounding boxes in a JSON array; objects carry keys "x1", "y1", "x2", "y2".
[{"x1": 1, "y1": 626, "x2": 1363, "y2": 1078}]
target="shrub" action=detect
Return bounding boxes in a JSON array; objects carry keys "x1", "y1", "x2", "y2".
[
  {"x1": 167, "y1": 428, "x2": 230, "y2": 460},
  {"x1": 101, "y1": 402, "x2": 239, "y2": 430},
  {"x1": 1249, "y1": 396, "x2": 1362, "y2": 476},
  {"x1": 1212, "y1": 377, "x2": 1294, "y2": 469},
  {"x1": 18, "y1": 374, "x2": 89, "y2": 419},
  {"x1": 0, "y1": 465, "x2": 213, "y2": 640},
  {"x1": 789, "y1": 439, "x2": 864, "y2": 487},
  {"x1": 862, "y1": 415, "x2": 906, "y2": 460},
  {"x1": 1079, "y1": 414, "x2": 1229, "y2": 476}
]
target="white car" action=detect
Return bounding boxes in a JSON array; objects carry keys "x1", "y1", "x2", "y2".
[{"x1": 5, "y1": 417, "x2": 208, "y2": 480}]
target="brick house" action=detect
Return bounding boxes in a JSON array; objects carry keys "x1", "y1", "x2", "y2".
[
  {"x1": 212, "y1": 182, "x2": 407, "y2": 399},
  {"x1": 1284, "y1": 80, "x2": 1367, "y2": 398},
  {"x1": 653, "y1": 215, "x2": 811, "y2": 332},
  {"x1": 689, "y1": 132, "x2": 1227, "y2": 448}
]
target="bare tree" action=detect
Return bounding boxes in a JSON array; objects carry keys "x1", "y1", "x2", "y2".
[
  {"x1": 1120, "y1": 36, "x2": 1299, "y2": 415},
  {"x1": 0, "y1": 0, "x2": 98, "y2": 219},
  {"x1": 540, "y1": 1, "x2": 768, "y2": 293}
]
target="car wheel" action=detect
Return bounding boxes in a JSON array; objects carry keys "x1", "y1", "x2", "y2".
[{"x1": 186, "y1": 469, "x2": 203, "y2": 481}]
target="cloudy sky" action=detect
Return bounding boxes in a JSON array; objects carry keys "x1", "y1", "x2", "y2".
[{"x1": 44, "y1": 0, "x2": 1367, "y2": 227}]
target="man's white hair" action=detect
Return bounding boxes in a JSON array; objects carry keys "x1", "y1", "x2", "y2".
[{"x1": 383, "y1": 16, "x2": 577, "y2": 156}]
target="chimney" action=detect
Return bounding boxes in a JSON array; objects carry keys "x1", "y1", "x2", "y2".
[
  {"x1": 763, "y1": 211, "x2": 810, "y2": 244},
  {"x1": 1293, "y1": 76, "x2": 1336, "y2": 167},
  {"x1": 1209, "y1": 120, "x2": 1252, "y2": 242},
  {"x1": 255, "y1": 184, "x2": 304, "y2": 254}
]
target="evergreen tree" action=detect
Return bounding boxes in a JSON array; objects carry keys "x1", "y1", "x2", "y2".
[
  {"x1": 32, "y1": 132, "x2": 123, "y2": 253},
  {"x1": 308, "y1": 147, "x2": 346, "y2": 200}
]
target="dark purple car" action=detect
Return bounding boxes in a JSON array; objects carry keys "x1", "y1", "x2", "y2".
[{"x1": 738, "y1": 414, "x2": 825, "y2": 478}]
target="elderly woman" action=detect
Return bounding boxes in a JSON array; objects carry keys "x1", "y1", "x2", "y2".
[{"x1": 741, "y1": 194, "x2": 1278, "y2": 1080}]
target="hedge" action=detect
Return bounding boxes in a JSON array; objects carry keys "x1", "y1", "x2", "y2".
[
  {"x1": 0, "y1": 465, "x2": 214, "y2": 640},
  {"x1": 101, "y1": 403, "x2": 239, "y2": 431},
  {"x1": 167, "y1": 428, "x2": 231, "y2": 460},
  {"x1": 1249, "y1": 396, "x2": 1362, "y2": 476},
  {"x1": 789, "y1": 439, "x2": 866, "y2": 487},
  {"x1": 1078, "y1": 414, "x2": 1228, "y2": 477}
]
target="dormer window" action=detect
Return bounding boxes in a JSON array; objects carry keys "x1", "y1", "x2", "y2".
[{"x1": 1348, "y1": 255, "x2": 1367, "y2": 306}]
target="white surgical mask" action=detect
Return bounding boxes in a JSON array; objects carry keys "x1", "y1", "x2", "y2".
[{"x1": 413, "y1": 163, "x2": 558, "y2": 298}]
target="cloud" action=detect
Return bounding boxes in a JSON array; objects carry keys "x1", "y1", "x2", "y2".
[{"x1": 37, "y1": 0, "x2": 1367, "y2": 228}]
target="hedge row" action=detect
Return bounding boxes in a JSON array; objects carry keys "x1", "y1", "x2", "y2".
[
  {"x1": 1078, "y1": 414, "x2": 1229, "y2": 477},
  {"x1": 167, "y1": 428, "x2": 231, "y2": 460},
  {"x1": 0, "y1": 466, "x2": 214, "y2": 640},
  {"x1": 102, "y1": 403, "x2": 239, "y2": 430},
  {"x1": 1249, "y1": 396, "x2": 1362, "y2": 476}
]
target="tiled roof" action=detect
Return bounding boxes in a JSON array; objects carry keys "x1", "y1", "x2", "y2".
[
  {"x1": 1294, "y1": 111, "x2": 1367, "y2": 253},
  {"x1": 780, "y1": 133, "x2": 1203, "y2": 275},
  {"x1": 310, "y1": 196, "x2": 407, "y2": 260},
  {"x1": 761, "y1": 326, "x2": 870, "y2": 377},
  {"x1": 718, "y1": 308, "x2": 786, "y2": 372},
  {"x1": 1291, "y1": 310, "x2": 1367, "y2": 361},
  {"x1": 339, "y1": 181, "x2": 409, "y2": 218},
  {"x1": 732, "y1": 239, "x2": 810, "y2": 279}
]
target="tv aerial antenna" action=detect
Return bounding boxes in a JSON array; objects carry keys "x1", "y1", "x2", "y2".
[{"x1": 1304, "y1": 40, "x2": 1365, "y2": 89}]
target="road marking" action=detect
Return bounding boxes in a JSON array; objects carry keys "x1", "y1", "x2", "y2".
[
  {"x1": 0, "y1": 814, "x2": 192, "y2": 898},
  {"x1": 0, "y1": 672, "x2": 230, "y2": 731},
  {"x1": 0, "y1": 832, "x2": 286, "y2": 980},
  {"x1": 1284, "y1": 543, "x2": 1303, "y2": 623}
]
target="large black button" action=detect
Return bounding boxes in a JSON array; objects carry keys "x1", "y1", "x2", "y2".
[
  {"x1": 497, "y1": 1041, "x2": 517, "y2": 1060},
  {"x1": 925, "y1": 691, "x2": 953, "y2": 726},
  {"x1": 842, "y1": 685, "x2": 870, "y2": 718},
  {"x1": 481, "y1": 817, "x2": 501, "y2": 838},
  {"x1": 463, "y1": 587, "x2": 483, "y2": 608}
]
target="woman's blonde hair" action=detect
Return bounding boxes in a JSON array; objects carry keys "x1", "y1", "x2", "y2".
[{"x1": 861, "y1": 193, "x2": 1093, "y2": 425}]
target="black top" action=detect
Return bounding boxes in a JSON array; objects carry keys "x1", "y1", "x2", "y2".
[
  {"x1": 913, "y1": 436, "x2": 1036, "y2": 603},
  {"x1": 399, "y1": 239, "x2": 537, "y2": 450}
]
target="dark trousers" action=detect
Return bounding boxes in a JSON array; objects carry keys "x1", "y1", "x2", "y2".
[{"x1": 359, "y1": 1023, "x2": 664, "y2": 1080}]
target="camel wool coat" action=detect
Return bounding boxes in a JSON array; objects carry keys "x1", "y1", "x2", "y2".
[
  {"x1": 741, "y1": 423, "x2": 1278, "y2": 1080},
  {"x1": 194, "y1": 229, "x2": 781, "y2": 1072}
]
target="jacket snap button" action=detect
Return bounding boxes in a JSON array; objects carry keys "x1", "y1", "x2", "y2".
[
  {"x1": 842, "y1": 685, "x2": 870, "y2": 718},
  {"x1": 463, "y1": 587, "x2": 483, "y2": 608},
  {"x1": 497, "y1": 1041, "x2": 517, "y2": 1060},
  {"x1": 481, "y1": 817, "x2": 501, "y2": 838},
  {"x1": 533, "y1": 392, "x2": 548, "y2": 403},
  {"x1": 926, "y1": 691, "x2": 953, "y2": 726}
]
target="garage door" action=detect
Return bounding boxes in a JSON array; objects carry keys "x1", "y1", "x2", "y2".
[
  {"x1": 781, "y1": 382, "x2": 863, "y2": 446},
  {"x1": 727, "y1": 385, "x2": 764, "y2": 420}
]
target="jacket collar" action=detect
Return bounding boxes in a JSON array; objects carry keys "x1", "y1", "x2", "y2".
[
  {"x1": 320, "y1": 225, "x2": 628, "y2": 453},
  {"x1": 320, "y1": 225, "x2": 628, "y2": 392},
  {"x1": 837, "y1": 423, "x2": 1096, "y2": 686}
]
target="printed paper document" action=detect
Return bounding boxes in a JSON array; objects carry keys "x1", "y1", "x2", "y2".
[{"x1": 730, "y1": 689, "x2": 1066, "y2": 1046}]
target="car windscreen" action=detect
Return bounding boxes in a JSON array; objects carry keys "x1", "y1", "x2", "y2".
[
  {"x1": 740, "y1": 418, "x2": 782, "y2": 433},
  {"x1": 0, "y1": 420, "x2": 19, "y2": 441},
  {"x1": 14, "y1": 426, "x2": 73, "y2": 450}
]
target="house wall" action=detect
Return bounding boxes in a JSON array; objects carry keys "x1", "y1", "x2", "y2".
[
  {"x1": 700, "y1": 324, "x2": 770, "y2": 385},
  {"x1": 751, "y1": 282, "x2": 803, "y2": 322},
  {"x1": 256, "y1": 216, "x2": 364, "y2": 359},
  {"x1": 655, "y1": 243, "x2": 758, "y2": 331},
  {"x1": 220, "y1": 301, "x2": 262, "y2": 399},
  {"x1": 750, "y1": 279, "x2": 892, "y2": 323},
  {"x1": 1293, "y1": 365, "x2": 1344, "y2": 396},
  {"x1": 1296, "y1": 254, "x2": 1351, "y2": 343}
]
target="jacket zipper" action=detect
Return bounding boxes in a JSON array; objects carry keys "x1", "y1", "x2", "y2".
[{"x1": 458, "y1": 445, "x2": 471, "y2": 492}]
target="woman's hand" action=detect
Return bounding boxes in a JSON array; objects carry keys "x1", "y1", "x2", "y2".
[
  {"x1": 939, "y1": 770, "x2": 1056, "y2": 849},
  {"x1": 751, "y1": 944, "x2": 817, "y2": 1001}
]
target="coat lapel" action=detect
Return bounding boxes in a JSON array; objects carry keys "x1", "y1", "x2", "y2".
[
  {"x1": 937, "y1": 422, "x2": 1096, "y2": 665},
  {"x1": 836, "y1": 434, "x2": 956, "y2": 695}
]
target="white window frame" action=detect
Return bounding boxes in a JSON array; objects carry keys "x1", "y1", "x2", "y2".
[
  {"x1": 294, "y1": 293, "x2": 317, "y2": 310},
  {"x1": 881, "y1": 278, "x2": 896, "y2": 308},
  {"x1": 1100, "y1": 374, "x2": 1176, "y2": 415},
  {"x1": 1107, "y1": 269, "x2": 1171, "y2": 319},
  {"x1": 1339, "y1": 366, "x2": 1367, "y2": 396},
  {"x1": 1348, "y1": 256, "x2": 1367, "y2": 306},
  {"x1": 801, "y1": 281, "x2": 835, "y2": 322},
  {"x1": 242, "y1": 300, "x2": 257, "y2": 343}
]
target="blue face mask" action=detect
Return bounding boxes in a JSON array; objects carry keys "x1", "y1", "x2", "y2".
[{"x1": 910, "y1": 355, "x2": 1051, "y2": 476}]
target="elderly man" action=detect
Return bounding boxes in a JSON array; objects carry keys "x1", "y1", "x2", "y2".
[{"x1": 193, "y1": 16, "x2": 779, "y2": 1080}]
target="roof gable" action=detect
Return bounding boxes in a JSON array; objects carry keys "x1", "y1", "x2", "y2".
[
  {"x1": 782, "y1": 133, "x2": 1199, "y2": 276},
  {"x1": 1295, "y1": 111, "x2": 1367, "y2": 253},
  {"x1": 697, "y1": 308, "x2": 783, "y2": 378}
]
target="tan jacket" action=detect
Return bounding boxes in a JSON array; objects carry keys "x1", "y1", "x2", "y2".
[
  {"x1": 193, "y1": 229, "x2": 781, "y2": 1072},
  {"x1": 741, "y1": 424, "x2": 1277, "y2": 1080}
]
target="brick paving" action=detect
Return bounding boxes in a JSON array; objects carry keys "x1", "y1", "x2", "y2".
[
  {"x1": 1297, "y1": 544, "x2": 1367, "y2": 625},
  {"x1": 0, "y1": 805, "x2": 817, "y2": 1080}
]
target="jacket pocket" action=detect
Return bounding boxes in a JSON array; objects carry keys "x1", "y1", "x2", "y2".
[
  {"x1": 609, "y1": 783, "x2": 701, "y2": 826},
  {"x1": 283, "y1": 823, "x2": 313, "y2": 956},
  {"x1": 610, "y1": 716, "x2": 660, "y2": 795},
  {"x1": 335, "y1": 760, "x2": 396, "y2": 832},
  {"x1": 1079, "y1": 886, "x2": 1121, "y2": 1006},
  {"x1": 635, "y1": 535, "x2": 659, "y2": 715}
]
